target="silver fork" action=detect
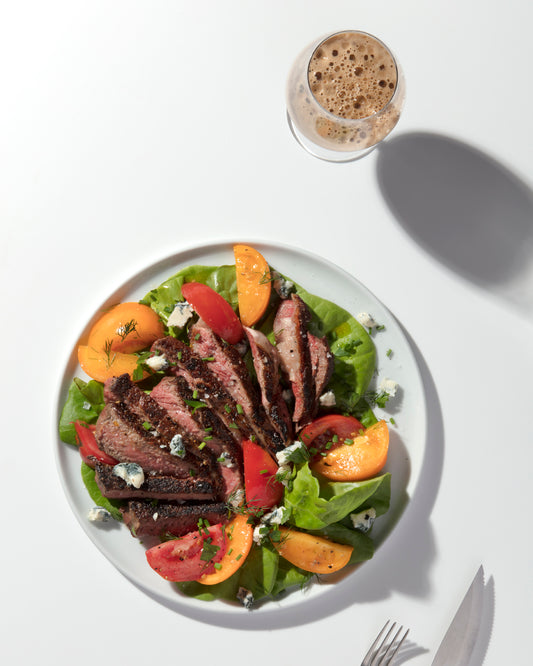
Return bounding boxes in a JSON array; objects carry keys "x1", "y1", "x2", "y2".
[{"x1": 361, "y1": 621, "x2": 410, "y2": 665}]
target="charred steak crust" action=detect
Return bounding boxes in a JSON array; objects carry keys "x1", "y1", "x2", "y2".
[
  {"x1": 94, "y1": 462, "x2": 216, "y2": 501},
  {"x1": 121, "y1": 500, "x2": 230, "y2": 537},
  {"x1": 151, "y1": 336, "x2": 256, "y2": 444},
  {"x1": 189, "y1": 321, "x2": 285, "y2": 455},
  {"x1": 95, "y1": 402, "x2": 205, "y2": 478},
  {"x1": 150, "y1": 375, "x2": 243, "y2": 499},
  {"x1": 103, "y1": 374, "x2": 223, "y2": 496}
]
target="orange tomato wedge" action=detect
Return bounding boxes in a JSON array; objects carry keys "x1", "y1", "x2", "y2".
[
  {"x1": 87, "y1": 302, "x2": 164, "y2": 354},
  {"x1": 234, "y1": 244, "x2": 271, "y2": 327},
  {"x1": 310, "y1": 420, "x2": 389, "y2": 482},
  {"x1": 78, "y1": 345, "x2": 148, "y2": 383},
  {"x1": 196, "y1": 514, "x2": 253, "y2": 585},
  {"x1": 272, "y1": 527, "x2": 353, "y2": 574}
]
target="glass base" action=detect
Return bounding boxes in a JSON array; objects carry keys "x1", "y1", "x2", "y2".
[{"x1": 287, "y1": 112, "x2": 377, "y2": 163}]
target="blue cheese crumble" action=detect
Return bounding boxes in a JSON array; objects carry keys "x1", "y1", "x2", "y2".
[
  {"x1": 350, "y1": 508, "x2": 376, "y2": 533},
  {"x1": 145, "y1": 354, "x2": 169, "y2": 372},
  {"x1": 87, "y1": 506, "x2": 112, "y2": 523},
  {"x1": 167, "y1": 302, "x2": 193, "y2": 328},
  {"x1": 112, "y1": 462, "x2": 145, "y2": 489},
  {"x1": 169, "y1": 434, "x2": 186, "y2": 458}
]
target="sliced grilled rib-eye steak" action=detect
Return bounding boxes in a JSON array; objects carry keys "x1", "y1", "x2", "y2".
[
  {"x1": 244, "y1": 326, "x2": 292, "y2": 444},
  {"x1": 150, "y1": 375, "x2": 243, "y2": 500},
  {"x1": 94, "y1": 462, "x2": 215, "y2": 501},
  {"x1": 273, "y1": 294, "x2": 316, "y2": 430},
  {"x1": 151, "y1": 336, "x2": 255, "y2": 445},
  {"x1": 104, "y1": 374, "x2": 221, "y2": 488},
  {"x1": 189, "y1": 320, "x2": 285, "y2": 454},
  {"x1": 121, "y1": 500, "x2": 229, "y2": 537},
  {"x1": 95, "y1": 402, "x2": 211, "y2": 479},
  {"x1": 308, "y1": 333, "x2": 335, "y2": 401}
]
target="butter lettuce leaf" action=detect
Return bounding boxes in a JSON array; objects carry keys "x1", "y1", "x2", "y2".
[
  {"x1": 284, "y1": 462, "x2": 390, "y2": 530},
  {"x1": 140, "y1": 264, "x2": 239, "y2": 324},
  {"x1": 59, "y1": 378, "x2": 105, "y2": 445},
  {"x1": 80, "y1": 462, "x2": 123, "y2": 521}
]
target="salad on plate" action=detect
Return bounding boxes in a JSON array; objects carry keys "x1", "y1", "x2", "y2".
[{"x1": 58, "y1": 244, "x2": 399, "y2": 608}]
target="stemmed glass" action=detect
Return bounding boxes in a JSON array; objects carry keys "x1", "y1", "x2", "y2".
[{"x1": 286, "y1": 30, "x2": 405, "y2": 162}]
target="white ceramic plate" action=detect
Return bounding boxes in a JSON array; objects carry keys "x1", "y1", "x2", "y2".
[{"x1": 54, "y1": 240, "x2": 427, "y2": 621}]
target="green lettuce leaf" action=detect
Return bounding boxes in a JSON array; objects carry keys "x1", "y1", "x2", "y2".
[
  {"x1": 80, "y1": 462, "x2": 123, "y2": 521},
  {"x1": 284, "y1": 462, "x2": 390, "y2": 530},
  {"x1": 140, "y1": 265, "x2": 239, "y2": 324},
  {"x1": 59, "y1": 378, "x2": 105, "y2": 445}
]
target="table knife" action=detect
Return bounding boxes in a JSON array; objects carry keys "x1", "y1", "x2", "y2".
[{"x1": 431, "y1": 565, "x2": 484, "y2": 665}]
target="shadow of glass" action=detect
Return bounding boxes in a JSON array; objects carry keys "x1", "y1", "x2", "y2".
[{"x1": 376, "y1": 132, "x2": 533, "y2": 317}]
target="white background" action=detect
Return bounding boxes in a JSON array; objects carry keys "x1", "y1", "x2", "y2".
[{"x1": 1, "y1": 1, "x2": 531, "y2": 664}]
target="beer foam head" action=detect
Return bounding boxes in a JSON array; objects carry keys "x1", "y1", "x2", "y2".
[{"x1": 308, "y1": 31, "x2": 398, "y2": 120}]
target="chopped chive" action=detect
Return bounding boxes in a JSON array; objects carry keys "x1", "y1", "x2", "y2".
[
  {"x1": 177, "y1": 351, "x2": 183, "y2": 361},
  {"x1": 259, "y1": 469, "x2": 269, "y2": 475},
  {"x1": 229, "y1": 423, "x2": 239, "y2": 429},
  {"x1": 194, "y1": 333, "x2": 200, "y2": 340},
  {"x1": 345, "y1": 438, "x2": 354, "y2": 445},
  {"x1": 236, "y1": 404, "x2": 244, "y2": 414},
  {"x1": 236, "y1": 553, "x2": 243, "y2": 561},
  {"x1": 193, "y1": 389, "x2": 198, "y2": 399},
  {"x1": 386, "y1": 348, "x2": 393, "y2": 358},
  {"x1": 198, "y1": 442, "x2": 206, "y2": 450},
  {"x1": 142, "y1": 421, "x2": 152, "y2": 431},
  {"x1": 202, "y1": 356, "x2": 215, "y2": 361},
  {"x1": 224, "y1": 404, "x2": 231, "y2": 413},
  {"x1": 390, "y1": 417, "x2": 396, "y2": 425},
  {"x1": 332, "y1": 434, "x2": 339, "y2": 442},
  {"x1": 214, "y1": 563, "x2": 222, "y2": 570}
]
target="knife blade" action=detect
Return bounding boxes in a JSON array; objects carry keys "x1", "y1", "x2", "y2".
[{"x1": 431, "y1": 565, "x2": 484, "y2": 666}]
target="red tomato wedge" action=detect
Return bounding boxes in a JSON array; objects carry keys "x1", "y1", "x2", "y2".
[
  {"x1": 146, "y1": 524, "x2": 227, "y2": 582},
  {"x1": 298, "y1": 414, "x2": 364, "y2": 454},
  {"x1": 74, "y1": 421, "x2": 118, "y2": 468},
  {"x1": 242, "y1": 439, "x2": 284, "y2": 509},
  {"x1": 181, "y1": 282, "x2": 243, "y2": 344}
]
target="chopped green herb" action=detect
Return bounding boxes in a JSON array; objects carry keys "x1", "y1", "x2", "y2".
[{"x1": 142, "y1": 421, "x2": 152, "y2": 430}]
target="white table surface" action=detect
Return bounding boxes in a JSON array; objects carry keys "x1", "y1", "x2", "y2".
[{"x1": 1, "y1": 1, "x2": 531, "y2": 664}]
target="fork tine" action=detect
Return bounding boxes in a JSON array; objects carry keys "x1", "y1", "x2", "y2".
[
  {"x1": 363, "y1": 620, "x2": 392, "y2": 664},
  {"x1": 383, "y1": 626, "x2": 409, "y2": 665},
  {"x1": 361, "y1": 621, "x2": 409, "y2": 666}
]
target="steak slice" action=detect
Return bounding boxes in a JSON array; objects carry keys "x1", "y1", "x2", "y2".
[
  {"x1": 96, "y1": 402, "x2": 211, "y2": 480},
  {"x1": 151, "y1": 336, "x2": 255, "y2": 445},
  {"x1": 94, "y1": 462, "x2": 214, "y2": 501},
  {"x1": 308, "y1": 333, "x2": 335, "y2": 401},
  {"x1": 151, "y1": 375, "x2": 243, "y2": 500},
  {"x1": 244, "y1": 326, "x2": 292, "y2": 444},
  {"x1": 103, "y1": 374, "x2": 222, "y2": 497},
  {"x1": 273, "y1": 294, "x2": 316, "y2": 430},
  {"x1": 121, "y1": 500, "x2": 230, "y2": 537},
  {"x1": 189, "y1": 320, "x2": 284, "y2": 454}
]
